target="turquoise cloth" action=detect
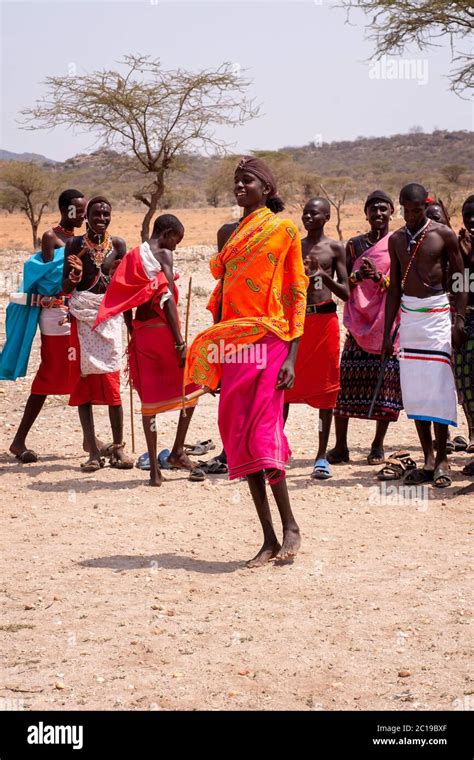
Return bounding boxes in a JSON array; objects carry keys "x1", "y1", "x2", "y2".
[{"x1": 0, "y1": 247, "x2": 65, "y2": 381}]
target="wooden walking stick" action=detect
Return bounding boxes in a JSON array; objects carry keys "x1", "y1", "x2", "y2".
[
  {"x1": 438, "y1": 198, "x2": 452, "y2": 229},
  {"x1": 181, "y1": 276, "x2": 193, "y2": 417},
  {"x1": 368, "y1": 324, "x2": 399, "y2": 419}
]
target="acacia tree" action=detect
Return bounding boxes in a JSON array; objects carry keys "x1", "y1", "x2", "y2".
[
  {"x1": 22, "y1": 55, "x2": 259, "y2": 240},
  {"x1": 319, "y1": 180, "x2": 351, "y2": 241},
  {"x1": 340, "y1": 1, "x2": 473, "y2": 95},
  {"x1": 0, "y1": 162, "x2": 55, "y2": 248},
  {"x1": 441, "y1": 164, "x2": 465, "y2": 184}
]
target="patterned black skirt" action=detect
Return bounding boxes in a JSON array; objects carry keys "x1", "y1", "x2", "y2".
[
  {"x1": 334, "y1": 333, "x2": 402, "y2": 421},
  {"x1": 454, "y1": 307, "x2": 474, "y2": 428}
]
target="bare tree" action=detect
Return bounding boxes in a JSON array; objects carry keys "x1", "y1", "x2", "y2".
[
  {"x1": 340, "y1": 1, "x2": 473, "y2": 95},
  {"x1": 318, "y1": 181, "x2": 348, "y2": 241},
  {"x1": 0, "y1": 162, "x2": 55, "y2": 248},
  {"x1": 22, "y1": 55, "x2": 259, "y2": 240}
]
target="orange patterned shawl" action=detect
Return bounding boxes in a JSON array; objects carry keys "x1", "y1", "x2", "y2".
[{"x1": 186, "y1": 206, "x2": 308, "y2": 389}]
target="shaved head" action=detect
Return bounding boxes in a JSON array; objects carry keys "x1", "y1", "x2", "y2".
[{"x1": 305, "y1": 197, "x2": 331, "y2": 215}]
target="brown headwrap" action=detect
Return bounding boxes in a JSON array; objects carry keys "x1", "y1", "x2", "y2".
[{"x1": 236, "y1": 156, "x2": 280, "y2": 200}]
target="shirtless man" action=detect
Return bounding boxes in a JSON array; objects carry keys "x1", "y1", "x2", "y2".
[
  {"x1": 8, "y1": 189, "x2": 86, "y2": 462},
  {"x1": 284, "y1": 197, "x2": 349, "y2": 479},
  {"x1": 383, "y1": 183, "x2": 467, "y2": 488},
  {"x1": 62, "y1": 196, "x2": 132, "y2": 471},
  {"x1": 95, "y1": 214, "x2": 205, "y2": 485}
]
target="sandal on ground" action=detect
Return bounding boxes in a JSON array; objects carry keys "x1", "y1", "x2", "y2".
[
  {"x1": 184, "y1": 439, "x2": 215, "y2": 456},
  {"x1": 197, "y1": 456, "x2": 228, "y2": 474},
  {"x1": 14, "y1": 449, "x2": 38, "y2": 464},
  {"x1": 377, "y1": 453, "x2": 417, "y2": 481},
  {"x1": 311, "y1": 458, "x2": 333, "y2": 480},
  {"x1": 452, "y1": 435, "x2": 468, "y2": 452},
  {"x1": 157, "y1": 449, "x2": 173, "y2": 469},
  {"x1": 433, "y1": 465, "x2": 452, "y2": 489},
  {"x1": 403, "y1": 467, "x2": 434, "y2": 485},
  {"x1": 461, "y1": 460, "x2": 474, "y2": 476},
  {"x1": 80, "y1": 456, "x2": 105, "y2": 472},
  {"x1": 158, "y1": 449, "x2": 206, "y2": 481},
  {"x1": 136, "y1": 452, "x2": 152, "y2": 470},
  {"x1": 327, "y1": 447, "x2": 350, "y2": 464},
  {"x1": 108, "y1": 443, "x2": 134, "y2": 469},
  {"x1": 446, "y1": 440, "x2": 455, "y2": 454},
  {"x1": 188, "y1": 467, "x2": 206, "y2": 482},
  {"x1": 466, "y1": 442, "x2": 474, "y2": 454},
  {"x1": 367, "y1": 448, "x2": 385, "y2": 465}
]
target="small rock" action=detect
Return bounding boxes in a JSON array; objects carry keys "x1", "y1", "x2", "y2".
[
  {"x1": 54, "y1": 681, "x2": 66, "y2": 690},
  {"x1": 398, "y1": 670, "x2": 411, "y2": 678},
  {"x1": 24, "y1": 603, "x2": 34, "y2": 610}
]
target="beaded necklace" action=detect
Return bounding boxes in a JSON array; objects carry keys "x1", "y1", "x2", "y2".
[
  {"x1": 401, "y1": 220, "x2": 432, "y2": 290},
  {"x1": 81, "y1": 230, "x2": 113, "y2": 269},
  {"x1": 53, "y1": 224, "x2": 74, "y2": 238}
]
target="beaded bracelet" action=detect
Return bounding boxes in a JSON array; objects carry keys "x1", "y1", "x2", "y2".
[{"x1": 349, "y1": 270, "x2": 362, "y2": 285}]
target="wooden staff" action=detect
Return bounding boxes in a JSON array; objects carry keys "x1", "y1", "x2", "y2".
[
  {"x1": 181, "y1": 276, "x2": 193, "y2": 416},
  {"x1": 438, "y1": 198, "x2": 452, "y2": 229},
  {"x1": 368, "y1": 324, "x2": 399, "y2": 419}
]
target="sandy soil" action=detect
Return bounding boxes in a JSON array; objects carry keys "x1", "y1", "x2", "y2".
[
  {"x1": 0, "y1": 205, "x2": 465, "y2": 252},
  {"x1": 0, "y1": 236, "x2": 472, "y2": 713}
]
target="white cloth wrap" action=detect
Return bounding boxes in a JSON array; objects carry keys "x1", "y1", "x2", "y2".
[
  {"x1": 39, "y1": 307, "x2": 71, "y2": 336},
  {"x1": 139, "y1": 241, "x2": 173, "y2": 309},
  {"x1": 69, "y1": 291, "x2": 122, "y2": 375},
  {"x1": 399, "y1": 293, "x2": 457, "y2": 426}
]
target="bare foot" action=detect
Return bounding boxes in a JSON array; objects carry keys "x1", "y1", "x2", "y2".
[
  {"x1": 167, "y1": 451, "x2": 195, "y2": 471},
  {"x1": 83, "y1": 437, "x2": 106, "y2": 454},
  {"x1": 276, "y1": 528, "x2": 301, "y2": 561},
  {"x1": 9, "y1": 442, "x2": 25, "y2": 457},
  {"x1": 9, "y1": 443, "x2": 38, "y2": 463},
  {"x1": 148, "y1": 472, "x2": 163, "y2": 487},
  {"x1": 246, "y1": 540, "x2": 281, "y2": 568}
]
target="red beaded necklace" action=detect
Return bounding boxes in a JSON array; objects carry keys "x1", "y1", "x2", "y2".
[{"x1": 53, "y1": 224, "x2": 74, "y2": 238}]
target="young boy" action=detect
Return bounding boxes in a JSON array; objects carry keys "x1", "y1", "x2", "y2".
[
  {"x1": 284, "y1": 197, "x2": 349, "y2": 479},
  {"x1": 95, "y1": 214, "x2": 204, "y2": 486}
]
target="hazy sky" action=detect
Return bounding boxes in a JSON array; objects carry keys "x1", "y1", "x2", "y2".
[{"x1": 1, "y1": 0, "x2": 471, "y2": 161}]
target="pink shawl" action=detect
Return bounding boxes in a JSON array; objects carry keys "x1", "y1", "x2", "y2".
[{"x1": 343, "y1": 232, "x2": 399, "y2": 354}]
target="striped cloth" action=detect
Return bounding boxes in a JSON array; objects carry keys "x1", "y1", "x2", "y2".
[{"x1": 399, "y1": 294, "x2": 457, "y2": 426}]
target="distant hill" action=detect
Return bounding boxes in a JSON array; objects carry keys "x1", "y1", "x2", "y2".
[
  {"x1": 0, "y1": 149, "x2": 57, "y2": 165},
  {"x1": 1, "y1": 129, "x2": 472, "y2": 211}
]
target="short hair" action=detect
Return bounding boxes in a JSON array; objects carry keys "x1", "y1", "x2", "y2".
[
  {"x1": 462, "y1": 194, "x2": 474, "y2": 212},
  {"x1": 364, "y1": 190, "x2": 394, "y2": 213},
  {"x1": 153, "y1": 214, "x2": 184, "y2": 236},
  {"x1": 399, "y1": 183, "x2": 428, "y2": 205},
  {"x1": 58, "y1": 189, "x2": 84, "y2": 211},
  {"x1": 305, "y1": 197, "x2": 331, "y2": 214}
]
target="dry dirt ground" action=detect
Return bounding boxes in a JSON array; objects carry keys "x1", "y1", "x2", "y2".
[
  {"x1": 0, "y1": 211, "x2": 472, "y2": 712},
  {"x1": 0, "y1": 205, "x2": 464, "y2": 251}
]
